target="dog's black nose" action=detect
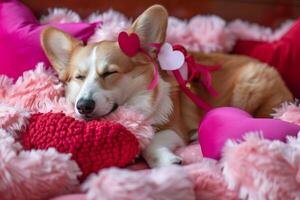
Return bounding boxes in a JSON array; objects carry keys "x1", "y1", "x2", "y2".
[{"x1": 76, "y1": 99, "x2": 95, "y2": 114}]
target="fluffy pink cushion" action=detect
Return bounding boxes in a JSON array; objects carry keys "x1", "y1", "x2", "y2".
[{"x1": 0, "y1": 0, "x2": 98, "y2": 79}]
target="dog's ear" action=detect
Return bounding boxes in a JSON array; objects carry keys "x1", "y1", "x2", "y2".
[
  {"x1": 41, "y1": 27, "x2": 82, "y2": 80},
  {"x1": 128, "y1": 5, "x2": 168, "y2": 46}
]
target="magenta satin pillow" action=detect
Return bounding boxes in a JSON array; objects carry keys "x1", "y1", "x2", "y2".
[
  {"x1": 199, "y1": 107, "x2": 300, "y2": 159},
  {"x1": 0, "y1": 0, "x2": 98, "y2": 79}
]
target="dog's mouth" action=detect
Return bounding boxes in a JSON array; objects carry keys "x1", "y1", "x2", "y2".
[
  {"x1": 107, "y1": 103, "x2": 119, "y2": 116},
  {"x1": 82, "y1": 103, "x2": 119, "y2": 120}
]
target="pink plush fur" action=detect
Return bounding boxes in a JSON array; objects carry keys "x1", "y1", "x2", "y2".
[
  {"x1": 87, "y1": 9, "x2": 131, "y2": 44},
  {"x1": 167, "y1": 15, "x2": 235, "y2": 52},
  {"x1": 228, "y1": 19, "x2": 294, "y2": 42},
  {"x1": 0, "y1": 104, "x2": 29, "y2": 137},
  {"x1": 272, "y1": 101, "x2": 300, "y2": 125},
  {"x1": 222, "y1": 133, "x2": 300, "y2": 200},
  {"x1": 186, "y1": 160, "x2": 239, "y2": 200},
  {"x1": 0, "y1": 76, "x2": 12, "y2": 99},
  {"x1": 83, "y1": 166, "x2": 196, "y2": 200},
  {"x1": 4, "y1": 63, "x2": 64, "y2": 112},
  {"x1": 0, "y1": 129, "x2": 81, "y2": 200}
]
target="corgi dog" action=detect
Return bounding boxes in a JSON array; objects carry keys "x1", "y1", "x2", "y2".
[{"x1": 41, "y1": 5, "x2": 293, "y2": 167}]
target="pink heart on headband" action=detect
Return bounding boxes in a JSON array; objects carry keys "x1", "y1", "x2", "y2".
[
  {"x1": 118, "y1": 32, "x2": 141, "y2": 57},
  {"x1": 158, "y1": 43, "x2": 185, "y2": 71}
]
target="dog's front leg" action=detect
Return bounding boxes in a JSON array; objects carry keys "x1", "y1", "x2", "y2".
[{"x1": 142, "y1": 129, "x2": 185, "y2": 168}]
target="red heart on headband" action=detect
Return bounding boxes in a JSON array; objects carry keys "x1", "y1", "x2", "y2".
[{"x1": 118, "y1": 32, "x2": 141, "y2": 57}]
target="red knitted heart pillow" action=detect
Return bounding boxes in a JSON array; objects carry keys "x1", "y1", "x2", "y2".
[{"x1": 21, "y1": 112, "x2": 140, "y2": 180}]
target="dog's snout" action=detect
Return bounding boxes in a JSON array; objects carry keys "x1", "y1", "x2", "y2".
[{"x1": 76, "y1": 99, "x2": 95, "y2": 115}]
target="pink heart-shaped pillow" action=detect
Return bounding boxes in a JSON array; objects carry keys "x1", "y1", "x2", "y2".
[
  {"x1": 21, "y1": 112, "x2": 140, "y2": 180},
  {"x1": 0, "y1": 0, "x2": 98, "y2": 79},
  {"x1": 199, "y1": 107, "x2": 300, "y2": 159}
]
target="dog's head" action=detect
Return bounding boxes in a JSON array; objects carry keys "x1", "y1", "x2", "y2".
[{"x1": 41, "y1": 5, "x2": 172, "y2": 122}]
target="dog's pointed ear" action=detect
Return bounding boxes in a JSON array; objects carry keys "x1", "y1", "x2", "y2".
[
  {"x1": 41, "y1": 27, "x2": 82, "y2": 80},
  {"x1": 128, "y1": 5, "x2": 168, "y2": 46}
]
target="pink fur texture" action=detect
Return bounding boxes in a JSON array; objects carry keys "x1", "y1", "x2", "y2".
[
  {"x1": 167, "y1": 16, "x2": 234, "y2": 52},
  {"x1": 186, "y1": 160, "x2": 239, "y2": 200},
  {"x1": 0, "y1": 76, "x2": 12, "y2": 98},
  {"x1": 222, "y1": 133, "x2": 300, "y2": 200},
  {"x1": 272, "y1": 101, "x2": 300, "y2": 125},
  {"x1": 3, "y1": 63, "x2": 64, "y2": 112},
  {"x1": 41, "y1": 8, "x2": 294, "y2": 53},
  {"x1": 0, "y1": 104, "x2": 29, "y2": 137},
  {"x1": 0, "y1": 128, "x2": 81, "y2": 200},
  {"x1": 228, "y1": 19, "x2": 294, "y2": 42},
  {"x1": 83, "y1": 166, "x2": 196, "y2": 200},
  {"x1": 86, "y1": 9, "x2": 131, "y2": 44}
]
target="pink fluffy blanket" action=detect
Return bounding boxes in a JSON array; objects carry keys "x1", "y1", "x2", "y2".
[{"x1": 1, "y1": 8, "x2": 300, "y2": 200}]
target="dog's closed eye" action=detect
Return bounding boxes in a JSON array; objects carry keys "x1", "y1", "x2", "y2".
[
  {"x1": 101, "y1": 71, "x2": 118, "y2": 78},
  {"x1": 75, "y1": 75, "x2": 85, "y2": 80}
]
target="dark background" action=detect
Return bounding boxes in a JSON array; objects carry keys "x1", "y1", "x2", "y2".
[{"x1": 22, "y1": 0, "x2": 300, "y2": 27}]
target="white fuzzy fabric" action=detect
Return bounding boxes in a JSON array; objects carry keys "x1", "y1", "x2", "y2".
[{"x1": 40, "y1": 8, "x2": 81, "y2": 24}]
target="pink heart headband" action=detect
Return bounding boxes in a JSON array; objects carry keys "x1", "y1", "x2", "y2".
[{"x1": 118, "y1": 31, "x2": 221, "y2": 111}]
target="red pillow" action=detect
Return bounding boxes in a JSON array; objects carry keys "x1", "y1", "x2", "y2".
[
  {"x1": 0, "y1": 0, "x2": 98, "y2": 79},
  {"x1": 233, "y1": 18, "x2": 300, "y2": 98}
]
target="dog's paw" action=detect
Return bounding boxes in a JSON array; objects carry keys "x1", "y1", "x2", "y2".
[
  {"x1": 144, "y1": 148, "x2": 183, "y2": 168},
  {"x1": 163, "y1": 154, "x2": 182, "y2": 165}
]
